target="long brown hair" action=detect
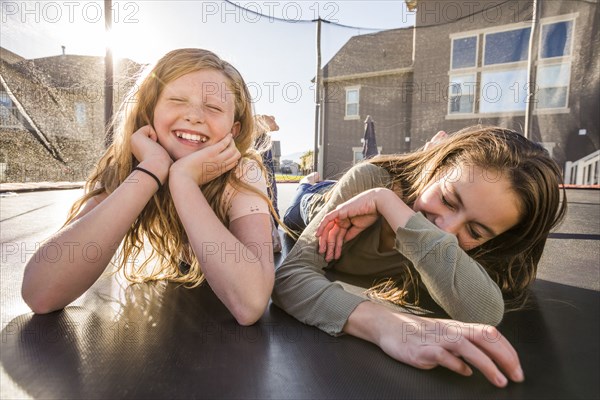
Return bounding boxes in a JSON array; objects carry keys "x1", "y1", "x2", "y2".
[
  {"x1": 367, "y1": 126, "x2": 567, "y2": 310},
  {"x1": 65, "y1": 48, "x2": 273, "y2": 287}
]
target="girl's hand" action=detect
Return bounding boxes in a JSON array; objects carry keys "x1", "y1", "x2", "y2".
[
  {"x1": 315, "y1": 189, "x2": 383, "y2": 262},
  {"x1": 170, "y1": 134, "x2": 241, "y2": 186},
  {"x1": 131, "y1": 125, "x2": 173, "y2": 166},
  {"x1": 423, "y1": 130, "x2": 448, "y2": 150},
  {"x1": 346, "y1": 302, "x2": 524, "y2": 388},
  {"x1": 377, "y1": 312, "x2": 524, "y2": 388}
]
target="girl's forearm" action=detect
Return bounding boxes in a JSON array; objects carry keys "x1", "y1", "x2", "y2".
[
  {"x1": 169, "y1": 174, "x2": 273, "y2": 326},
  {"x1": 22, "y1": 160, "x2": 167, "y2": 314},
  {"x1": 375, "y1": 188, "x2": 416, "y2": 230},
  {"x1": 343, "y1": 301, "x2": 387, "y2": 345}
]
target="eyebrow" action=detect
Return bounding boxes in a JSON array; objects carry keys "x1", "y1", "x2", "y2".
[{"x1": 449, "y1": 185, "x2": 497, "y2": 237}]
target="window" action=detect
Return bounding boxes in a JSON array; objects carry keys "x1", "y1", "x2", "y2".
[
  {"x1": 541, "y1": 20, "x2": 573, "y2": 59},
  {"x1": 480, "y1": 27, "x2": 531, "y2": 113},
  {"x1": 480, "y1": 68, "x2": 528, "y2": 113},
  {"x1": 75, "y1": 102, "x2": 87, "y2": 125},
  {"x1": 345, "y1": 87, "x2": 360, "y2": 118},
  {"x1": 484, "y1": 27, "x2": 531, "y2": 65},
  {"x1": 448, "y1": 74, "x2": 476, "y2": 114},
  {"x1": 352, "y1": 147, "x2": 364, "y2": 164},
  {"x1": 537, "y1": 64, "x2": 570, "y2": 109},
  {"x1": 447, "y1": 18, "x2": 574, "y2": 116},
  {"x1": 537, "y1": 19, "x2": 573, "y2": 110},
  {"x1": 0, "y1": 90, "x2": 19, "y2": 128},
  {"x1": 452, "y1": 36, "x2": 477, "y2": 69},
  {"x1": 352, "y1": 146, "x2": 382, "y2": 164}
]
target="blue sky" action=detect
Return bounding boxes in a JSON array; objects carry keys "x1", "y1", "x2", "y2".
[{"x1": 1, "y1": 0, "x2": 414, "y2": 159}]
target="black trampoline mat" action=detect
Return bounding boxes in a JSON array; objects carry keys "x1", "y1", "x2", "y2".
[{"x1": 1, "y1": 189, "x2": 598, "y2": 399}]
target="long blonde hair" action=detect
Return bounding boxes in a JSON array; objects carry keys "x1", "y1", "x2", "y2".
[
  {"x1": 65, "y1": 48, "x2": 273, "y2": 287},
  {"x1": 367, "y1": 126, "x2": 567, "y2": 310}
]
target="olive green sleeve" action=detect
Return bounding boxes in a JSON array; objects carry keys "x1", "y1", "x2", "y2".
[
  {"x1": 395, "y1": 213, "x2": 505, "y2": 326},
  {"x1": 272, "y1": 163, "x2": 390, "y2": 336}
]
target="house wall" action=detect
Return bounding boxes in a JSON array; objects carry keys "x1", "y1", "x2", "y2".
[
  {"x1": 411, "y1": 0, "x2": 599, "y2": 164},
  {"x1": 0, "y1": 53, "x2": 141, "y2": 182},
  {"x1": 322, "y1": 72, "x2": 413, "y2": 178}
]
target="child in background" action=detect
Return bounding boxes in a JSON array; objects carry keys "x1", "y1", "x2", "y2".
[
  {"x1": 22, "y1": 48, "x2": 276, "y2": 326},
  {"x1": 254, "y1": 114, "x2": 282, "y2": 252}
]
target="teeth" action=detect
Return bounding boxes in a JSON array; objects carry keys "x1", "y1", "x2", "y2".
[{"x1": 175, "y1": 131, "x2": 207, "y2": 143}]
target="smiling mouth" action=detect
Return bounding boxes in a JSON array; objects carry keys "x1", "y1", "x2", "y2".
[{"x1": 174, "y1": 130, "x2": 208, "y2": 143}]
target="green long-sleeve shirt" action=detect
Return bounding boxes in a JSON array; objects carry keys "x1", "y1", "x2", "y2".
[{"x1": 272, "y1": 163, "x2": 504, "y2": 336}]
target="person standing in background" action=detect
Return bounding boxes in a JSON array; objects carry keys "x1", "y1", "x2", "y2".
[{"x1": 254, "y1": 114, "x2": 282, "y2": 252}]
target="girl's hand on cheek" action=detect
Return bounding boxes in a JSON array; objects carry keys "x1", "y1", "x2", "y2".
[
  {"x1": 170, "y1": 134, "x2": 241, "y2": 186},
  {"x1": 131, "y1": 125, "x2": 173, "y2": 167}
]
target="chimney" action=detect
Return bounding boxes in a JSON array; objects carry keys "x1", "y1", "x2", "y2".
[{"x1": 61, "y1": 45, "x2": 66, "y2": 56}]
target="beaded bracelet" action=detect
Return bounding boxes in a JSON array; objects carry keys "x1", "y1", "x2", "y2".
[{"x1": 133, "y1": 167, "x2": 162, "y2": 190}]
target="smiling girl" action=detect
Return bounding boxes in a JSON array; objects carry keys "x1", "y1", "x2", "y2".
[
  {"x1": 22, "y1": 49, "x2": 275, "y2": 325},
  {"x1": 273, "y1": 126, "x2": 566, "y2": 386}
]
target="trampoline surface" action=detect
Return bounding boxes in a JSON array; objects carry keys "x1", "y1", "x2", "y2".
[{"x1": 1, "y1": 188, "x2": 598, "y2": 399}]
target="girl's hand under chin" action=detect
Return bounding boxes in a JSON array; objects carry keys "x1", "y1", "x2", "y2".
[
  {"x1": 169, "y1": 133, "x2": 241, "y2": 186},
  {"x1": 130, "y1": 125, "x2": 173, "y2": 178}
]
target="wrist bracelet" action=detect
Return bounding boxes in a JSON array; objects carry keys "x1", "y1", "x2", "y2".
[{"x1": 133, "y1": 166, "x2": 162, "y2": 190}]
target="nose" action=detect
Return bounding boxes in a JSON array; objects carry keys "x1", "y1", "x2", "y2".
[
  {"x1": 435, "y1": 213, "x2": 462, "y2": 236},
  {"x1": 184, "y1": 105, "x2": 204, "y2": 124}
]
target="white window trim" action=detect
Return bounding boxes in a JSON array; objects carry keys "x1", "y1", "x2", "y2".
[
  {"x1": 352, "y1": 146, "x2": 382, "y2": 164},
  {"x1": 344, "y1": 86, "x2": 360, "y2": 120}
]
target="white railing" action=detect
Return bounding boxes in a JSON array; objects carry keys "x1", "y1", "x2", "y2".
[{"x1": 564, "y1": 150, "x2": 600, "y2": 185}]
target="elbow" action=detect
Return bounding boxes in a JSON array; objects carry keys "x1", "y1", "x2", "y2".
[
  {"x1": 22, "y1": 291, "x2": 62, "y2": 315},
  {"x1": 232, "y1": 304, "x2": 266, "y2": 326},
  {"x1": 231, "y1": 296, "x2": 270, "y2": 326},
  {"x1": 21, "y1": 281, "x2": 62, "y2": 315}
]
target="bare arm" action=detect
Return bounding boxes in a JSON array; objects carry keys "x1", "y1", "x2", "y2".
[
  {"x1": 169, "y1": 136, "x2": 274, "y2": 325},
  {"x1": 22, "y1": 126, "x2": 171, "y2": 314},
  {"x1": 22, "y1": 159, "x2": 168, "y2": 314}
]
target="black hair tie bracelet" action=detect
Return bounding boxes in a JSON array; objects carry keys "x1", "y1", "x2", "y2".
[{"x1": 133, "y1": 167, "x2": 162, "y2": 190}]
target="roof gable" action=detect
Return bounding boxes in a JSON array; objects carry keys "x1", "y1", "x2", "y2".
[{"x1": 323, "y1": 27, "x2": 414, "y2": 78}]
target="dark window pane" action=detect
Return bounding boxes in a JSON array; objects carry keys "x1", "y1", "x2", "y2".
[
  {"x1": 484, "y1": 28, "x2": 531, "y2": 65},
  {"x1": 538, "y1": 87, "x2": 568, "y2": 109},
  {"x1": 452, "y1": 36, "x2": 477, "y2": 69},
  {"x1": 541, "y1": 21, "x2": 572, "y2": 58}
]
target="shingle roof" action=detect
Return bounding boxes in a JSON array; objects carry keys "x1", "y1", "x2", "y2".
[
  {"x1": 0, "y1": 47, "x2": 25, "y2": 64},
  {"x1": 322, "y1": 27, "x2": 414, "y2": 78}
]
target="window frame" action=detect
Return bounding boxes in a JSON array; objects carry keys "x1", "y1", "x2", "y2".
[
  {"x1": 535, "y1": 16, "x2": 576, "y2": 112},
  {"x1": 446, "y1": 16, "x2": 576, "y2": 118},
  {"x1": 344, "y1": 86, "x2": 360, "y2": 120},
  {"x1": 450, "y1": 35, "x2": 478, "y2": 71}
]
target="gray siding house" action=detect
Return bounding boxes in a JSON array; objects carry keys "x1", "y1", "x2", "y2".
[{"x1": 320, "y1": 0, "x2": 599, "y2": 180}]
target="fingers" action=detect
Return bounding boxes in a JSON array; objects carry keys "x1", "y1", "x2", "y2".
[
  {"x1": 318, "y1": 219, "x2": 335, "y2": 254},
  {"x1": 440, "y1": 322, "x2": 523, "y2": 387},
  {"x1": 324, "y1": 222, "x2": 342, "y2": 262},
  {"x1": 447, "y1": 337, "x2": 508, "y2": 387},
  {"x1": 469, "y1": 325, "x2": 524, "y2": 383},
  {"x1": 316, "y1": 211, "x2": 338, "y2": 238},
  {"x1": 420, "y1": 346, "x2": 473, "y2": 377},
  {"x1": 432, "y1": 130, "x2": 447, "y2": 141},
  {"x1": 424, "y1": 130, "x2": 448, "y2": 150},
  {"x1": 136, "y1": 125, "x2": 158, "y2": 141}
]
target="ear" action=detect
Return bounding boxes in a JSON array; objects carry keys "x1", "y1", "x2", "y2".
[{"x1": 231, "y1": 121, "x2": 241, "y2": 138}]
